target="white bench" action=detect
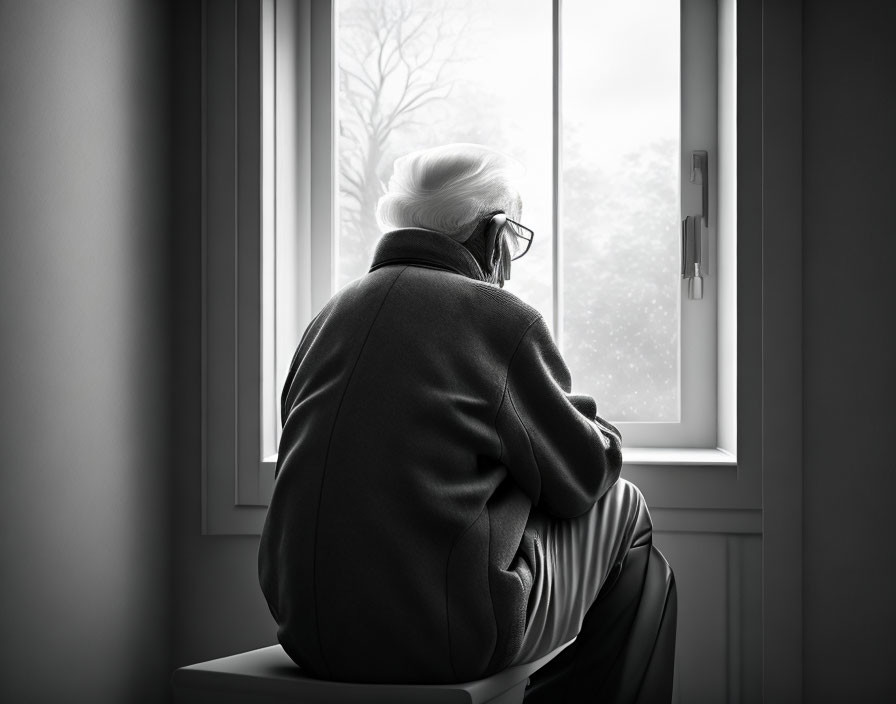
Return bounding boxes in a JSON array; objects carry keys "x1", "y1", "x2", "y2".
[{"x1": 171, "y1": 641, "x2": 573, "y2": 704}]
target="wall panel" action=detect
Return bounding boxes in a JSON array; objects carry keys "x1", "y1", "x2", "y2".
[{"x1": 653, "y1": 528, "x2": 761, "y2": 703}]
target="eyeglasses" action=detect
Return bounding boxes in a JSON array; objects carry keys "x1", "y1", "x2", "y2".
[{"x1": 503, "y1": 218, "x2": 535, "y2": 261}]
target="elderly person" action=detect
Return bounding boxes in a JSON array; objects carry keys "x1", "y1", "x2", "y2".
[{"x1": 258, "y1": 143, "x2": 677, "y2": 702}]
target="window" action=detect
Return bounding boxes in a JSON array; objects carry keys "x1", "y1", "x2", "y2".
[
  {"x1": 264, "y1": 0, "x2": 733, "y2": 452},
  {"x1": 201, "y1": 0, "x2": 746, "y2": 534}
]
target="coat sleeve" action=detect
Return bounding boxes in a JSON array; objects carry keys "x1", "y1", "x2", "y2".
[{"x1": 495, "y1": 316, "x2": 623, "y2": 518}]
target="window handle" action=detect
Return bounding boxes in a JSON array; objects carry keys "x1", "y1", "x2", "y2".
[
  {"x1": 690, "y1": 150, "x2": 708, "y2": 227},
  {"x1": 681, "y1": 150, "x2": 709, "y2": 300},
  {"x1": 681, "y1": 216, "x2": 705, "y2": 299}
]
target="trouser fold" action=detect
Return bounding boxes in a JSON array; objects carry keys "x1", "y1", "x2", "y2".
[{"x1": 521, "y1": 481, "x2": 677, "y2": 703}]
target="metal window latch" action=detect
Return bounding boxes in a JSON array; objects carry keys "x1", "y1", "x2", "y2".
[{"x1": 682, "y1": 150, "x2": 709, "y2": 300}]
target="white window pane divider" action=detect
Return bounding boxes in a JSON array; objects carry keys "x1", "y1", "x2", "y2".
[{"x1": 552, "y1": 0, "x2": 564, "y2": 350}]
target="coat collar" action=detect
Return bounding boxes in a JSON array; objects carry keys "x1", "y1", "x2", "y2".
[{"x1": 369, "y1": 227, "x2": 487, "y2": 281}]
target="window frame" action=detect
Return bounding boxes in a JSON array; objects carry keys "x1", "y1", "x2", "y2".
[
  {"x1": 203, "y1": 0, "x2": 761, "y2": 533},
  {"x1": 275, "y1": 0, "x2": 732, "y2": 452},
  {"x1": 201, "y1": 0, "x2": 749, "y2": 535},
  {"x1": 201, "y1": 0, "x2": 270, "y2": 535}
]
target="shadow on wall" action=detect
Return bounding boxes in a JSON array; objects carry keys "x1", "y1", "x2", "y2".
[{"x1": 0, "y1": 1, "x2": 172, "y2": 702}]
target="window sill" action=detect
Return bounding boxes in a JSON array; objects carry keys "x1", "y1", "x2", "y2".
[
  {"x1": 622, "y1": 447, "x2": 737, "y2": 466},
  {"x1": 264, "y1": 448, "x2": 737, "y2": 471}
]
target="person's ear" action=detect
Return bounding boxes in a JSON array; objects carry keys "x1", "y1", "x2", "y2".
[{"x1": 484, "y1": 213, "x2": 507, "y2": 272}]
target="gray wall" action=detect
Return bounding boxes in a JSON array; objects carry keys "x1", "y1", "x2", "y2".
[
  {"x1": 0, "y1": 1, "x2": 172, "y2": 702},
  {"x1": 802, "y1": 1, "x2": 896, "y2": 700}
]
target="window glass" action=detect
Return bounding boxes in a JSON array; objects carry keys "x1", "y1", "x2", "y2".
[
  {"x1": 337, "y1": 0, "x2": 554, "y2": 329},
  {"x1": 337, "y1": 0, "x2": 681, "y2": 422},
  {"x1": 561, "y1": 0, "x2": 680, "y2": 421}
]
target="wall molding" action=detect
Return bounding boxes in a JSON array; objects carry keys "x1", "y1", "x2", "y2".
[{"x1": 201, "y1": 0, "x2": 267, "y2": 535}]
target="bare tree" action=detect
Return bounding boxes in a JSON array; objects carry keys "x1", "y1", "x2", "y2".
[{"x1": 338, "y1": 0, "x2": 470, "y2": 281}]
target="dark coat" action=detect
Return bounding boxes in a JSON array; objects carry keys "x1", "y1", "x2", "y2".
[{"x1": 258, "y1": 227, "x2": 623, "y2": 684}]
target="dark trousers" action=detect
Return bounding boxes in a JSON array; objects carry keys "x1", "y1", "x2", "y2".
[{"x1": 513, "y1": 479, "x2": 678, "y2": 703}]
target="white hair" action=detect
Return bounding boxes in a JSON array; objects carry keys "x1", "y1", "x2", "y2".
[{"x1": 376, "y1": 143, "x2": 523, "y2": 241}]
